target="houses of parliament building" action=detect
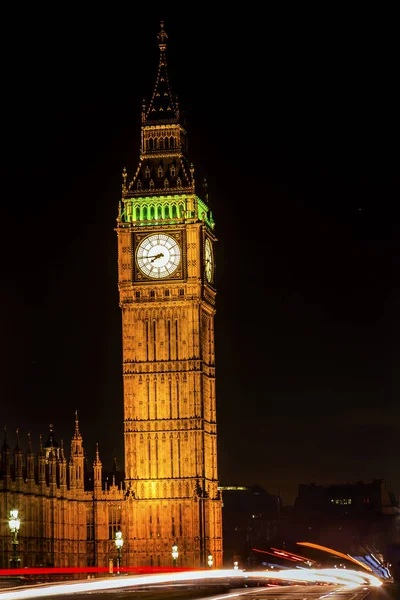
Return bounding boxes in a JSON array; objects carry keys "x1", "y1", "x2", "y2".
[{"x1": 0, "y1": 23, "x2": 223, "y2": 569}]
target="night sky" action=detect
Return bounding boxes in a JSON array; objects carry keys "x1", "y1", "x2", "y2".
[{"x1": 1, "y1": 10, "x2": 399, "y2": 505}]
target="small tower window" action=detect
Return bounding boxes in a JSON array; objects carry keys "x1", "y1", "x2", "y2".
[
  {"x1": 179, "y1": 289, "x2": 184, "y2": 296},
  {"x1": 158, "y1": 165, "x2": 163, "y2": 178},
  {"x1": 164, "y1": 290, "x2": 170, "y2": 297},
  {"x1": 150, "y1": 290, "x2": 155, "y2": 298},
  {"x1": 145, "y1": 166, "x2": 150, "y2": 179},
  {"x1": 135, "y1": 291, "x2": 140, "y2": 298},
  {"x1": 159, "y1": 138, "x2": 164, "y2": 149},
  {"x1": 149, "y1": 179, "x2": 155, "y2": 190},
  {"x1": 170, "y1": 165, "x2": 176, "y2": 177},
  {"x1": 165, "y1": 137, "x2": 169, "y2": 149}
]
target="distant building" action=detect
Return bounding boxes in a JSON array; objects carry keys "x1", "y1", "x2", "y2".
[
  {"x1": 219, "y1": 485, "x2": 281, "y2": 568},
  {"x1": 291, "y1": 480, "x2": 400, "y2": 579}
]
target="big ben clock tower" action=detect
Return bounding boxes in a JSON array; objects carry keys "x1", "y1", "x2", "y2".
[{"x1": 116, "y1": 23, "x2": 222, "y2": 568}]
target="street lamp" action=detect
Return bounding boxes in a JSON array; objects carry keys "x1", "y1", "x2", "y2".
[
  {"x1": 8, "y1": 509, "x2": 21, "y2": 568},
  {"x1": 114, "y1": 529, "x2": 124, "y2": 575},
  {"x1": 207, "y1": 553, "x2": 213, "y2": 568},
  {"x1": 172, "y1": 543, "x2": 179, "y2": 567}
]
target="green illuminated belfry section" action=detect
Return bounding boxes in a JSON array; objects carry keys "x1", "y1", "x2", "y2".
[{"x1": 118, "y1": 21, "x2": 215, "y2": 231}]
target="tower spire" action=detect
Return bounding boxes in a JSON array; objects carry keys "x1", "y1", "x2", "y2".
[
  {"x1": 145, "y1": 21, "x2": 178, "y2": 123},
  {"x1": 74, "y1": 410, "x2": 80, "y2": 438}
]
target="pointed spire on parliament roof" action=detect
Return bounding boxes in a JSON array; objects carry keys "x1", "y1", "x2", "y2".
[
  {"x1": 44, "y1": 423, "x2": 59, "y2": 450},
  {"x1": 14, "y1": 428, "x2": 21, "y2": 452},
  {"x1": 1, "y1": 426, "x2": 9, "y2": 452},
  {"x1": 74, "y1": 409, "x2": 82, "y2": 440},
  {"x1": 143, "y1": 21, "x2": 179, "y2": 123}
]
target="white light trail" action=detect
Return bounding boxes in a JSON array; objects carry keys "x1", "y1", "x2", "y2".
[{"x1": 0, "y1": 566, "x2": 382, "y2": 599}]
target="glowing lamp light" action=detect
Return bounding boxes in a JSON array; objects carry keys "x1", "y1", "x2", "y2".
[
  {"x1": 8, "y1": 509, "x2": 21, "y2": 568},
  {"x1": 114, "y1": 529, "x2": 124, "y2": 575},
  {"x1": 9, "y1": 510, "x2": 21, "y2": 532},
  {"x1": 115, "y1": 530, "x2": 124, "y2": 549},
  {"x1": 207, "y1": 553, "x2": 213, "y2": 568},
  {"x1": 172, "y1": 544, "x2": 179, "y2": 567}
]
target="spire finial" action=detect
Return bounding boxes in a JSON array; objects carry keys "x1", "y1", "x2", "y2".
[
  {"x1": 27, "y1": 432, "x2": 32, "y2": 453},
  {"x1": 1, "y1": 426, "x2": 9, "y2": 451},
  {"x1": 96, "y1": 442, "x2": 100, "y2": 461},
  {"x1": 75, "y1": 410, "x2": 79, "y2": 432},
  {"x1": 158, "y1": 21, "x2": 168, "y2": 51},
  {"x1": 15, "y1": 428, "x2": 20, "y2": 451}
]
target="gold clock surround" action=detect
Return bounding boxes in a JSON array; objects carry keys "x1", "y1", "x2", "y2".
[
  {"x1": 204, "y1": 237, "x2": 214, "y2": 283},
  {"x1": 135, "y1": 231, "x2": 184, "y2": 280}
]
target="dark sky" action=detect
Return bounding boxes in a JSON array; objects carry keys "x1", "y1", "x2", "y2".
[{"x1": 1, "y1": 9, "x2": 399, "y2": 504}]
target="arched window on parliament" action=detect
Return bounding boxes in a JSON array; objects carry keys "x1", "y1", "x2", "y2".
[
  {"x1": 108, "y1": 504, "x2": 121, "y2": 540},
  {"x1": 145, "y1": 166, "x2": 150, "y2": 179},
  {"x1": 170, "y1": 164, "x2": 176, "y2": 177},
  {"x1": 158, "y1": 165, "x2": 163, "y2": 178},
  {"x1": 149, "y1": 179, "x2": 155, "y2": 190},
  {"x1": 176, "y1": 177, "x2": 182, "y2": 187},
  {"x1": 86, "y1": 505, "x2": 94, "y2": 540}
]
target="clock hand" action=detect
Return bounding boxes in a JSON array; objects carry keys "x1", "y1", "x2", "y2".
[{"x1": 150, "y1": 252, "x2": 164, "y2": 262}]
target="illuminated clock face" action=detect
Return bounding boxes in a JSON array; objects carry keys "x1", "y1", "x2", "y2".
[
  {"x1": 204, "y1": 238, "x2": 214, "y2": 283},
  {"x1": 136, "y1": 233, "x2": 181, "y2": 279}
]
